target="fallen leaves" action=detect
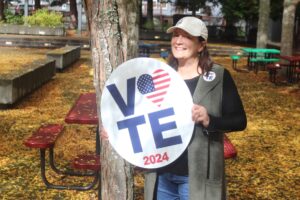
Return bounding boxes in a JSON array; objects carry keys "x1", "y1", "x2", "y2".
[{"x1": 0, "y1": 48, "x2": 299, "y2": 199}]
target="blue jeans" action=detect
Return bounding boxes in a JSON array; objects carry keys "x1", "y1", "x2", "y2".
[{"x1": 156, "y1": 173, "x2": 189, "y2": 200}]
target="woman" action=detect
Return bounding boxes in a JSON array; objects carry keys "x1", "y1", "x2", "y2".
[{"x1": 144, "y1": 16, "x2": 247, "y2": 200}]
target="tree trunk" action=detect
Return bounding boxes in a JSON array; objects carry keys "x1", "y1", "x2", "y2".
[
  {"x1": 70, "y1": 0, "x2": 78, "y2": 29},
  {"x1": 146, "y1": 0, "x2": 154, "y2": 29},
  {"x1": 0, "y1": 0, "x2": 4, "y2": 21},
  {"x1": 139, "y1": 0, "x2": 143, "y2": 28},
  {"x1": 35, "y1": 0, "x2": 41, "y2": 10},
  {"x1": 280, "y1": 0, "x2": 299, "y2": 56},
  {"x1": 83, "y1": 0, "x2": 92, "y2": 32},
  {"x1": 85, "y1": 0, "x2": 138, "y2": 199},
  {"x1": 192, "y1": 0, "x2": 196, "y2": 16},
  {"x1": 256, "y1": 0, "x2": 270, "y2": 48}
]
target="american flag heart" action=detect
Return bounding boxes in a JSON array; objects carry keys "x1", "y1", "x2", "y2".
[{"x1": 137, "y1": 69, "x2": 171, "y2": 107}]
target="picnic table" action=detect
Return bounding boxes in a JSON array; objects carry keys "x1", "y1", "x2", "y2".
[
  {"x1": 24, "y1": 93, "x2": 100, "y2": 193},
  {"x1": 64, "y1": 92, "x2": 100, "y2": 197},
  {"x1": 65, "y1": 93, "x2": 238, "y2": 159},
  {"x1": 275, "y1": 55, "x2": 300, "y2": 83},
  {"x1": 65, "y1": 92, "x2": 100, "y2": 152},
  {"x1": 242, "y1": 48, "x2": 280, "y2": 72},
  {"x1": 139, "y1": 42, "x2": 159, "y2": 57},
  {"x1": 25, "y1": 92, "x2": 237, "y2": 199}
]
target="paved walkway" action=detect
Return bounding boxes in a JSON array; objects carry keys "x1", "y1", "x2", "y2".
[{"x1": 0, "y1": 33, "x2": 246, "y2": 56}]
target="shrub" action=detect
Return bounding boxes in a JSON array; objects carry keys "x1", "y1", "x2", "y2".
[
  {"x1": 24, "y1": 9, "x2": 63, "y2": 27},
  {"x1": 143, "y1": 20, "x2": 155, "y2": 30},
  {"x1": 4, "y1": 9, "x2": 24, "y2": 25}
]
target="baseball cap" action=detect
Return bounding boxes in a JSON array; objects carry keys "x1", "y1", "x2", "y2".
[{"x1": 166, "y1": 16, "x2": 208, "y2": 40}]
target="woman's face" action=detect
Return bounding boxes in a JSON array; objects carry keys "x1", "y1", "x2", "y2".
[{"x1": 171, "y1": 28, "x2": 205, "y2": 61}]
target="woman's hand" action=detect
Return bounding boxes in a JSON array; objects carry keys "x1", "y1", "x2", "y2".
[
  {"x1": 192, "y1": 104, "x2": 210, "y2": 128},
  {"x1": 100, "y1": 127, "x2": 109, "y2": 140}
]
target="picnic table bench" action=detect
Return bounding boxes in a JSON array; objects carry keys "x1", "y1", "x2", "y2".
[
  {"x1": 24, "y1": 93, "x2": 101, "y2": 192},
  {"x1": 250, "y1": 57, "x2": 280, "y2": 74},
  {"x1": 266, "y1": 63, "x2": 282, "y2": 84},
  {"x1": 230, "y1": 55, "x2": 241, "y2": 71},
  {"x1": 139, "y1": 42, "x2": 159, "y2": 57},
  {"x1": 47, "y1": 46, "x2": 81, "y2": 70},
  {"x1": 24, "y1": 123, "x2": 100, "y2": 190}
]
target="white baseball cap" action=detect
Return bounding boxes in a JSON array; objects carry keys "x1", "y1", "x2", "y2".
[{"x1": 166, "y1": 16, "x2": 208, "y2": 40}]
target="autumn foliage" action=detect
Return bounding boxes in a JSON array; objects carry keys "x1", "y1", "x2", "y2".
[{"x1": 0, "y1": 47, "x2": 299, "y2": 199}]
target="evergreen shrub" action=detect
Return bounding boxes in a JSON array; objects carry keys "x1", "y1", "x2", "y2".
[
  {"x1": 4, "y1": 9, "x2": 24, "y2": 25},
  {"x1": 24, "y1": 9, "x2": 63, "y2": 27}
]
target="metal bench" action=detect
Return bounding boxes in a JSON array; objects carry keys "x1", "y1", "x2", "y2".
[
  {"x1": 266, "y1": 63, "x2": 283, "y2": 84},
  {"x1": 250, "y1": 57, "x2": 280, "y2": 74},
  {"x1": 230, "y1": 55, "x2": 241, "y2": 71},
  {"x1": 72, "y1": 154, "x2": 100, "y2": 171},
  {"x1": 24, "y1": 124, "x2": 99, "y2": 191}
]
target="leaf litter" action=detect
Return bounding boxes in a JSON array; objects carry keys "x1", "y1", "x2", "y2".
[{"x1": 0, "y1": 48, "x2": 299, "y2": 200}]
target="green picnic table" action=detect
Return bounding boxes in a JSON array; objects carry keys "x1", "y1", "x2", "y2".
[{"x1": 242, "y1": 48, "x2": 280, "y2": 73}]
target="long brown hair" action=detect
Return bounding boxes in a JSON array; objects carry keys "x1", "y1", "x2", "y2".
[{"x1": 167, "y1": 36, "x2": 213, "y2": 74}]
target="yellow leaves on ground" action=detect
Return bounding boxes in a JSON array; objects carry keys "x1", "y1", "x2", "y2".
[{"x1": 0, "y1": 48, "x2": 299, "y2": 199}]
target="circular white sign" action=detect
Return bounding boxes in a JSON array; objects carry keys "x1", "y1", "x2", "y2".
[{"x1": 101, "y1": 57, "x2": 194, "y2": 169}]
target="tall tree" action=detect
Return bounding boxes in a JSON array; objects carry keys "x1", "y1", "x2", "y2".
[
  {"x1": 270, "y1": 0, "x2": 284, "y2": 20},
  {"x1": 145, "y1": 0, "x2": 154, "y2": 29},
  {"x1": 0, "y1": 0, "x2": 4, "y2": 21},
  {"x1": 70, "y1": 0, "x2": 78, "y2": 29},
  {"x1": 83, "y1": 0, "x2": 139, "y2": 199},
  {"x1": 35, "y1": 0, "x2": 41, "y2": 10},
  {"x1": 256, "y1": 0, "x2": 270, "y2": 48},
  {"x1": 219, "y1": 0, "x2": 259, "y2": 42},
  {"x1": 82, "y1": 0, "x2": 91, "y2": 32},
  {"x1": 280, "y1": 0, "x2": 300, "y2": 55}
]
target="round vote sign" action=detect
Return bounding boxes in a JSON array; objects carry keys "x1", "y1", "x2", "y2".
[{"x1": 101, "y1": 57, "x2": 194, "y2": 169}]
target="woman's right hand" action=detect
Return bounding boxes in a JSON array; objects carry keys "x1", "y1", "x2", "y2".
[{"x1": 192, "y1": 104, "x2": 210, "y2": 128}]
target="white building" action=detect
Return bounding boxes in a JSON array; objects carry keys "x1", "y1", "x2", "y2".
[{"x1": 141, "y1": 0, "x2": 224, "y2": 26}]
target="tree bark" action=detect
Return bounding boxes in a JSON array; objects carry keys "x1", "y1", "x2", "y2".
[
  {"x1": 191, "y1": 0, "x2": 196, "y2": 16},
  {"x1": 0, "y1": 0, "x2": 4, "y2": 21},
  {"x1": 70, "y1": 0, "x2": 78, "y2": 29},
  {"x1": 146, "y1": 0, "x2": 154, "y2": 29},
  {"x1": 85, "y1": 0, "x2": 138, "y2": 199},
  {"x1": 256, "y1": 0, "x2": 270, "y2": 48},
  {"x1": 280, "y1": 0, "x2": 299, "y2": 56},
  {"x1": 35, "y1": 0, "x2": 41, "y2": 10},
  {"x1": 83, "y1": 0, "x2": 92, "y2": 32}
]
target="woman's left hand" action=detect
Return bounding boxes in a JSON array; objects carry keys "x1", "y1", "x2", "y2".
[
  {"x1": 99, "y1": 125, "x2": 109, "y2": 140},
  {"x1": 192, "y1": 104, "x2": 210, "y2": 128}
]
